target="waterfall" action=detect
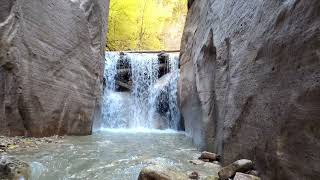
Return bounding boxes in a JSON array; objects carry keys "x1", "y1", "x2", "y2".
[
  {"x1": 168, "y1": 54, "x2": 180, "y2": 129},
  {"x1": 101, "y1": 52, "x2": 181, "y2": 130},
  {"x1": 101, "y1": 52, "x2": 132, "y2": 128}
]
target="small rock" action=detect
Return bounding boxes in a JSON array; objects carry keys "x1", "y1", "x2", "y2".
[
  {"x1": 218, "y1": 159, "x2": 254, "y2": 180},
  {"x1": 138, "y1": 165, "x2": 188, "y2": 180},
  {"x1": 189, "y1": 159, "x2": 204, "y2": 165},
  {"x1": 188, "y1": 171, "x2": 199, "y2": 179},
  {"x1": 233, "y1": 172, "x2": 261, "y2": 180},
  {"x1": 199, "y1": 151, "x2": 221, "y2": 162}
]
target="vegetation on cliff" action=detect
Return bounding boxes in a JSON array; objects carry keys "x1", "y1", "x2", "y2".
[{"x1": 107, "y1": 0, "x2": 187, "y2": 51}]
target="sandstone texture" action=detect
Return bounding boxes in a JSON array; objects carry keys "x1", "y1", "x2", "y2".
[
  {"x1": 179, "y1": 0, "x2": 320, "y2": 179},
  {"x1": 0, "y1": 0, "x2": 109, "y2": 136}
]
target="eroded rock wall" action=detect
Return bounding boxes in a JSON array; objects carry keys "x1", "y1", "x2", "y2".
[
  {"x1": 0, "y1": 0, "x2": 109, "y2": 137},
  {"x1": 179, "y1": 0, "x2": 320, "y2": 179}
]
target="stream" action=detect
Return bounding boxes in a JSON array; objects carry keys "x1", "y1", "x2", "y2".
[{"x1": 12, "y1": 130, "x2": 205, "y2": 180}]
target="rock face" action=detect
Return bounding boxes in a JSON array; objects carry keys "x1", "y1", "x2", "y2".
[
  {"x1": 179, "y1": 0, "x2": 320, "y2": 179},
  {"x1": 0, "y1": 0, "x2": 109, "y2": 136}
]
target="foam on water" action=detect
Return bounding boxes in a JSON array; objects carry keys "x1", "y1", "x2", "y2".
[{"x1": 98, "y1": 127, "x2": 181, "y2": 134}]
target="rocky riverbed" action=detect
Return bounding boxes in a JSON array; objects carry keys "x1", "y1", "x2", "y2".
[
  {"x1": 0, "y1": 136, "x2": 64, "y2": 154},
  {"x1": 0, "y1": 132, "x2": 262, "y2": 180}
]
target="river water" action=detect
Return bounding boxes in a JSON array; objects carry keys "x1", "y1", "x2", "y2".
[{"x1": 12, "y1": 130, "x2": 214, "y2": 180}]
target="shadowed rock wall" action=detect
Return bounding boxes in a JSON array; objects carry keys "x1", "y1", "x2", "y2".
[
  {"x1": 179, "y1": 0, "x2": 320, "y2": 179},
  {"x1": 0, "y1": 0, "x2": 109, "y2": 137}
]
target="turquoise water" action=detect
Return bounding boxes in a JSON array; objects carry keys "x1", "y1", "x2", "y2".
[{"x1": 12, "y1": 129, "x2": 212, "y2": 180}]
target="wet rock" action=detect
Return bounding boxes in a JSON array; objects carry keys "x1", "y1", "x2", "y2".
[
  {"x1": 138, "y1": 165, "x2": 188, "y2": 180},
  {"x1": 218, "y1": 159, "x2": 253, "y2": 180},
  {"x1": 233, "y1": 172, "x2": 261, "y2": 180},
  {"x1": 158, "y1": 53, "x2": 169, "y2": 64},
  {"x1": 199, "y1": 151, "x2": 220, "y2": 162},
  {"x1": 0, "y1": 156, "x2": 31, "y2": 180}
]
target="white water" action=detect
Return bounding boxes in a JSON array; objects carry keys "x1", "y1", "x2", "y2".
[{"x1": 101, "y1": 52, "x2": 181, "y2": 130}]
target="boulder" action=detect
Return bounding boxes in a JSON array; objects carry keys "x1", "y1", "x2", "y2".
[
  {"x1": 218, "y1": 159, "x2": 253, "y2": 180},
  {"x1": 233, "y1": 172, "x2": 261, "y2": 180},
  {"x1": 179, "y1": 0, "x2": 320, "y2": 179},
  {"x1": 199, "y1": 151, "x2": 221, "y2": 162},
  {"x1": 138, "y1": 165, "x2": 188, "y2": 180},
  {"x1": 0, "y1": 155, "x2": 30, "y2": 180},
  {"x1": 0, "y1": 0, "x2": 109, "y2": 136}
]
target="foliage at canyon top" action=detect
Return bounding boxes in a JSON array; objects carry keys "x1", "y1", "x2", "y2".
[{"x1": 107, "y1": 0, "x2": 187, "y2": 51}]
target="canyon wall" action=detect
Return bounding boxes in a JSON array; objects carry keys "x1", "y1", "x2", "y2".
[
  {"x1": 179, "y1": 0, "x2": 320, "y2": 179},
  {"x1": 0, "y1": 0, "x2": 109, "y2": 137}
]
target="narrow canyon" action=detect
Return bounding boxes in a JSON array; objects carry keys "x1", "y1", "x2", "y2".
[{"x1": 0, "y1": 0, "x2": 319, "y2": 180}]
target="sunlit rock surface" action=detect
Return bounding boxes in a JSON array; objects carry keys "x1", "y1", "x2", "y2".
[
  {"x1": 179, "y1": 0, "x2": 320, "y2": 179},
  {"x1": 0, "y1": 0, "x2": 109, "y2": 136}
]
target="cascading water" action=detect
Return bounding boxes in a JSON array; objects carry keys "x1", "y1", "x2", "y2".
[
  {"x1": 167, "y1": 55, "x2": 181, "y2": 129},
  {"x1": 130, "y1": 54, "x2": 159, "y2": 128},
  {"x1": 101, "y1": 52, "x2": 133, "y2": 128},
  {"x1": 101, "y1": 52, "x2": 181, "y2": 130}
]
